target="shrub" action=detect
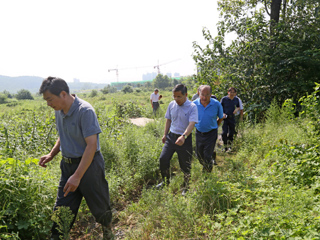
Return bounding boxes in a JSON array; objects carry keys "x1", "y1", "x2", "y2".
[
  {"x1": 89, "y1": 89, "x2": 98, "y2": 97},
  {"x1": 122, "y1": 85, "x2": 133, "y2": 94},
  {"x1": 0, "y1": 93, "x2": 7, "y2": 104},
  {"x1": 15, "y1": 89, "x2": 34, "y2": 100}
]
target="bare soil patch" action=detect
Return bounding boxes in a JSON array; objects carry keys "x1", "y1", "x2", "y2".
[{"x1": 129, "y1": 117, "x2": 154, "y2": 127}]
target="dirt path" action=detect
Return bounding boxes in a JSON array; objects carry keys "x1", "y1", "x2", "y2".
[{"x1": 129, "y1": 117, "x2": 154, "y2": 127}]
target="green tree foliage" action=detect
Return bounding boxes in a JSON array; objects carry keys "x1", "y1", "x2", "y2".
[
  {"x1": 153, "y1": 74, "x2": 171, "y2": 89},
  {"x1": 89, "y1": 89, "x2": 98, "y2": 97},
  {"x1": 0, "y1": 93, "x2": 7, "y2": 104},
  {"x1": 193, "y1": 0, "x2": 320, "y2": 120},
  {"x1": 101, "y1": 85, "x2": 120, "y2": 94},
  {"x1": 122, "y1": 85, "x2": 134, "y2": 94},
  {"x1": 101, "y1": 86, "x2": 109, "y2": 94},
  {"x1": 15, "y1": 89, "x2": 34, "y2": 100},
  {"x1": 3, "y1": 90, "x2": 12, "y2": 98}
]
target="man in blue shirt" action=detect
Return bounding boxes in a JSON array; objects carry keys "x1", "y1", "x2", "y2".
[
  {"x1": 157, "y1": 84, "x2": 198, "y2": 195},
  {"x1": 38, "y1": 77, "x2": 113, "y2": 240},
  {"x1": 220, "y1": 87, "x2": 240, "y2": 152},
  {"x1": 194, "y1": 85, "x2": 223, "y2": 172}
]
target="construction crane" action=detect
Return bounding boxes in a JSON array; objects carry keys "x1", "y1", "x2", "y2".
[
  {"x1": 154, "y1": 58, "x2": 181, "y2": 74},
  {"x1": 108, "y1": 68, "x2": 119, "y2": 82}
]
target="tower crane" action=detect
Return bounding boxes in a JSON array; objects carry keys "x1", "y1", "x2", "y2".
[
  {"x1": 108, "y1": 68, "x2": 119, "y2": 82},
  {"x1": 154, "y1": 58, "x2": 181, "y2": 74}
]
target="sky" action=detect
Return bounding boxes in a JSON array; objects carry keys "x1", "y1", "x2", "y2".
[{"x1": 0, "y1": 0, "x2": 221, "y2": 84}]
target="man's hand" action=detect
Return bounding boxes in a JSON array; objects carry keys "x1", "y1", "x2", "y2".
[
  {"x1": 233, "y1": 107, "x2": 240, "y2": 115},
  {"x1": 63, "y1": 174, "x2": 81, "y2": 197},
  {"x1": 175, "y1": 136, "x2": 185, "y2": 146},
  {"x1": 39, "y1": 154, "x2": 53, "y2": 168},
  {"x1": 162, "y1": 134, "x2": 167, "y2": 144}
]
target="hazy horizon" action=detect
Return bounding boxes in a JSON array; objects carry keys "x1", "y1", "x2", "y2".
[{"x1": 0, "y1": 0, "x2": 225, "y2": 84}]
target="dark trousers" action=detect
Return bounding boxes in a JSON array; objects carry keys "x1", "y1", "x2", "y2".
[
  {"x1": 152, "y1": 102, "x2": 160, "y2": 115},
  {"x1": 222, "y1": 117, "x2": 236, "y2": 147},
  {"x1": 196, "y1": 128, "x2": 218, "y2": 172},
  {"x1": 159, "y1": 132, "x2": 193, "y2": 182},
  {"x1": 51, "y1": 152, "x2": 112, "y2": 236}
]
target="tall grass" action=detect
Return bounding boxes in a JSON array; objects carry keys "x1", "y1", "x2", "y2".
[{"x1": 1, "y1": 89, "x2": 320, "y2": 239}]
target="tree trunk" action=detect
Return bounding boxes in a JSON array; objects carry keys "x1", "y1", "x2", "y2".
[{"x1": 270, "y1": 0, "x2": 282, "y2": 35}]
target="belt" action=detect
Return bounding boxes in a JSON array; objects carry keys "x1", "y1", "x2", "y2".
[
  {"x1": 62, "y1": 151, "x2": 100, "y2": 164},
  {"x1": 169, "y1": 132, "x2": 182, "y2": 138},
  {"x1": 196, "y1": 128, "x2": 215, "y2": 135}
]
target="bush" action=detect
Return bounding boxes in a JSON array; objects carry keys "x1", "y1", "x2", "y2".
[
  {"x1": 0, "y1": 93, "x2": 7, "y2": 104},
  {"x1": 15, "y1": 89, "x2": 34, "y2": 100},
  {"x1": 101, "y1": 87, "x2": 109, "y2": 94},
  {"x1": 0, "y1": 158, "x2": 56, "y2": 239},
  {"x1": 122, "y1": 85, "x2": 133, "y2": 94},
  {"x1": 89, "y1": 90, "x2": 98, "y2": 97}
]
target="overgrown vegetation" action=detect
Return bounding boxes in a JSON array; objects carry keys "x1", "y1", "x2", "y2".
[
  {"x1": 193, "y1": 0, "x2": 320, "y2": 120},
  {"x1": 0, "y1": 86, "x2": 320, "y2": 239}
]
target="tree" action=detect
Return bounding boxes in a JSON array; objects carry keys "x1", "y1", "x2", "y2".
[
  {"x1": 90, "y1": 90, "x2": 98, "y2": 97},
  {"x1": 193, "y1": 0, "x2": 320, "y2": 120},
  {"x1": 101, "y1": 86, "x2": 109, "y2": 94},
  {"x1": 122, "y1": 85, "x2": 133, "y2": 94},
  {"x1": 0, "y1": 93, "x2": 7, "y2": 104},
  {"x1": 3, "y1": 90, "x2": 12, "y2": 98},
  {"x1": 15, "y1": 89, "x2": 34, "y2": 100},
  {"x1": 153, "y1": 74, "x2": 171, "y2": 89}
]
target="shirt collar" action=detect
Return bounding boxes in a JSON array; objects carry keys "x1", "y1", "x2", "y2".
[{"x1": 59, "y1": 95, "x2": 78, "y2": 118}]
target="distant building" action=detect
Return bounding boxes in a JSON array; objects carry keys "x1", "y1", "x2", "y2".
[
  {"x1": 166, "y1": 73, "x2": 172, "y2": 78},
  {"x1": 142, "y1": 72, "x2": 157, "y2": 81},
  {"x1": 174, "y1": 72, "x2": 180, "y2": 77},
  {"x1": 73, "y1": 78, "x2": 80, "y2": 83}
]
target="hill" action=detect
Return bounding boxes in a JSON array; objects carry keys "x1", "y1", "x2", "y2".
[{"x1": 0, "y1": 75, "x2": 108, "y2": 93}]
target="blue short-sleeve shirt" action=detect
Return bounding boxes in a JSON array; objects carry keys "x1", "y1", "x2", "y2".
[
  {"x1": 165, "y1": 99, "x2": 198, "y2": 135},
  {"x1": 55, "y1": 96, "x2": 101, "y2": 158},
  {"x1": 194, "y1": 98, "x2": 224, "y2": 132}
]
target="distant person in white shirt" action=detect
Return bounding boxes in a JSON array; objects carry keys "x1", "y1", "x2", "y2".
[{"x1": 150, "y1": 88, "x2": 162, "y2": 116}]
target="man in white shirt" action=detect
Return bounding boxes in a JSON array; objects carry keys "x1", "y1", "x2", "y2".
[
  {"x1": 150, "y1": 88, "x2": 161, "y2": 116},
  {"x1": 156, "y1": 84, "x2": 198, "y2": 195}
]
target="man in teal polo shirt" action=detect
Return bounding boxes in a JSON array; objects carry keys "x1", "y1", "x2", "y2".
[{"x1": 194, "y1": 85, "x2": 223, "y2": 172}]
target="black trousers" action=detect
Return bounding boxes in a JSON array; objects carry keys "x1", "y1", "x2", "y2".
[
  {"x1": 152, "y1": 102, "x2": 160, "y2": 115},
  {"x1": 51, "y1": 152, "x2": 112, "y2": 236},
  {"x1": 222, "y1": 117, "x2": 236, "y2": 147},
  {"x1": 196, "y1": 128, "x2": 218, "y2": 172},
  {"x1": 159, "y1": 132, "x2": 193, "y2": 181}
]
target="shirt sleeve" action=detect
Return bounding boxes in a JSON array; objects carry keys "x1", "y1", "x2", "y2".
[
  {"x1": 165, "y1": 101, "x2": 172, "y2": 120},
  {"x1": 80, "y1": 108, "x2": 102, "y2": 138},
  {"x1": 217, "y1": 102, "x2": 224, "y2": 119},
  {"x1": 189, "y1": 104, "x2": 198, "y2": 123},
  {"x1": 239, "y1": 98, "x2": 243, "y2": 110}
]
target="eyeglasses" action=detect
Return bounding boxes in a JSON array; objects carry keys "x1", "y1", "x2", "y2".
[{"x1": 172, "y1": 95, "x2": 184, "y2": 100}]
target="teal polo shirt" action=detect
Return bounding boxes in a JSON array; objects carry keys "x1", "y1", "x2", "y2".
[{"x1": 194, "y1": 98, "x2": 224, "y2": 132}]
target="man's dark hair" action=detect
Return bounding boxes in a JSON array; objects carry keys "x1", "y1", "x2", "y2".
[
  {"x1": 173, "y1": 84, "x2": 187, "y2": 95},
  {"x1": 39, "y1": 77, "x2": 70, "y2": 96},
  {"x1": 228, "y1": 87, "x2": 237, "y2": 93}
]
